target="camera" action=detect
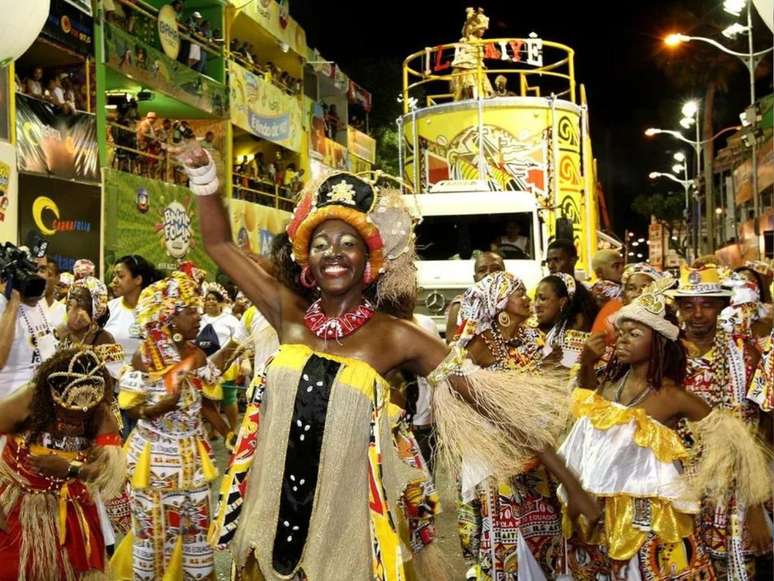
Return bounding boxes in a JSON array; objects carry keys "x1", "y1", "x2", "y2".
[{"x1": 0, "y1": 242, "x2": 46, "y2": 300}]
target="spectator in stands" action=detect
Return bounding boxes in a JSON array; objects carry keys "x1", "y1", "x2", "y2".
[
  {"x1": 196, "y1": 19, "x2": 212, "y2": 73},
  {"x1": 202, "y1": 131, "x2": 216, "y2": 152},
  {"x1": 60, "y1": 75, "x2": 78, "y2": 113},
  {"x1": 291, "y1": 168, "x2": 305, "y2": 195},
  {"x1": 46, "y1": 76, "x2": 73, "y2": 114},
  {"x1": 325, "y1": 104, "x2": 340, "y2": 138},
  {"x1": 136, "y1": 112, "x2": 159, "y2": 178},
  {"x1": 25, "y1": 66, "x2": 44, "y2": 97},
  {"x1": 255, "y1": 152, "x2": 266, "y2": 179},
  {"x1": 283, "y1": 163, "x2": 298, "y2": 193}
]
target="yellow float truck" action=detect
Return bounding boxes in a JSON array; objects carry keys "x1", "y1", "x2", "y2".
[{"x1": 398, "y1": 35, "x2": 601, "y2": 328}]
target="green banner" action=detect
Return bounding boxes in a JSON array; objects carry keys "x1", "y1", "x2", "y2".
[
  {"x1": 103, "y1": 168, "x2": 216, "y2": 277},
  {"x1": 104, "y1": 23, "x2": 226, "y2": 117}
]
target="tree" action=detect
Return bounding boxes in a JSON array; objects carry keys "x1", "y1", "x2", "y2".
[{"x1": 632, "y1": 191, "x2": 690, "y2": 257}]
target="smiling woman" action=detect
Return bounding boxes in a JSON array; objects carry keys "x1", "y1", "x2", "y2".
[{"x1": 178, "y1": 142, "x2": 601, "y2": 580}]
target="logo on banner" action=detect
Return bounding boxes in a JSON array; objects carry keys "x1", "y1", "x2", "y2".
[
  {"x1": 160, "y1": 201, "x2": 192, "y2": 259},
  {"x1": 32, "y1": 195, "x2": 93, "y2": 236},
  {"x1": 248, "y1": 112, "x2": 290, "y2": 142},
  {"x1": 157, "y1": 5, "x2": 180, "y2": 60}
]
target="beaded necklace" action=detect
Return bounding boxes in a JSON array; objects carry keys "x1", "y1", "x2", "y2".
[
  {"x1": 18, "y1": 302, "x2": 52, "y2": 367},
  {"x1": 303, "y1": 299, "x2": 376, "y2": 341}
]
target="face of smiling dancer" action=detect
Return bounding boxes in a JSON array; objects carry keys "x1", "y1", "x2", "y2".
[{"x1": 308, "y1": 219, "x2": 368, "y2": 297}]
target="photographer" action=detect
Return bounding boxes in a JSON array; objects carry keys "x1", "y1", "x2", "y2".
[{"x1": 0, "y1": 244, "x2": 57, "y2": 399}]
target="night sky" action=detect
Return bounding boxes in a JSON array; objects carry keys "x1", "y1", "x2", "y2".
[{"x1": 290, "y1": 0, "x2": 772, "y2": 240}]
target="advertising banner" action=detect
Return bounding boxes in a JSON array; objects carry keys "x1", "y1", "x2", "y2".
[
  {"x1": 229, "y1": 61, "x2": 303, "y2": 152},
  {"x1": 648, "y1": 221, "x2": 665, "y2": 269},
  {"x1": 347, "y1": 126, "x2": 376, "y2": 164},
  {"x1": 16, "y1": 94, "x2": 98, "y2": 181},
  {"x1": 103, "y1": 168, "x2": 216, "y2": 276},
  {"x1": 18, "y1": 174, "x2": 100, "y2": 273},
  {"x1": 240, "y1": 0, "x2": 307, "y2": 56},
  {"x1": 347, "y1": 80, "x2": 372, "y2": 112},
  {"x1": 44, "y1": 0, "x2": 93, "y2": 55},
  {"x1": 157, "y1": 4, "x2": 180, "y2": 60},
  {"x1": 229, "y1": 198, "x2": 291, "y2": 256},
  {"x1": 0, "y1": 142, "x2": 18, "y2": 243},
  {"x1": 104, "y1": 23, "x2": 226, "y2": 117}
]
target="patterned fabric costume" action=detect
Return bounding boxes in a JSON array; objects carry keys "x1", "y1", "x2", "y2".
[
  {"x1": 558, "y1": 389, "x2": 716, "y2": 580},
  {"x1": 112, "y1": 272, "x2": 222, "y2": 580},
  {"x1": 454, "y1": 272, "x2": 563, "y2": 580}
]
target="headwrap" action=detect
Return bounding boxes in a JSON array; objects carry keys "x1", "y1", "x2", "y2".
[
  {"x1": 718, "y1": 272, "x2": 768, "y2": 337},
  {"x1": 612, "y1": 276, "x2": 679, "y2": 341},
  {"x1": 59, "y1": 272, "x2": 74, "y2": 287},
  {"x1": 136, "y1": 272, "x2": 203, "y2": 370},
  {"x1": 621, "y1": 262, "x2": 662, "y2": 286},
  {"x1": 287, "y1": 171, "x2": 418, "y2": 304},
  {"x1": 553, "y1": 272, "x2": 576, "y2": 299},
  {"x1": 178, "y1": 260, "x2": 208, "y2": 290},
  {"x1": 73, "y1": 259, "x2": 96, "y2": 280},
  {"x1": 457, "y1": 272, "x2": 526, "y2": 348},
  {"x1": 68, "y1": 276, "x2": 109, "y2": 320},
  {"x1": 137, "y1": 271, "x2": 203, "y2": 331},
  {"x1": 203, "y1": 281, "x2": 229, "y2": 302}
]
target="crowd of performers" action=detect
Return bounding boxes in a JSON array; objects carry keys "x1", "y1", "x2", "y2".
[{"x1": 0, "y1": 140, "x2": 771, "y2": 581}]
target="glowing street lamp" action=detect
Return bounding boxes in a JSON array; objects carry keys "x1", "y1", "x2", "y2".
[
  {"x1": 673, "y1": 152, "x2": 686, "y2": 162},
  {"x1": 681, "y1": 100, "x2": 699, "y2": 118},
  {"x1": 723, "y1": 0, "x2": 745, "y2": 16},
  {"x1": 664, "y1": 33, "x2": 688, "y2": 47}
]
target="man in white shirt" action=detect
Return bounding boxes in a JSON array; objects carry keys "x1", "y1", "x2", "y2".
[
  {"x1": 41, "y1": 258, "x2": 67, "y2": 329},
  {"x1": 0, "y1": 258, "x2": 58, "y2": 398}
]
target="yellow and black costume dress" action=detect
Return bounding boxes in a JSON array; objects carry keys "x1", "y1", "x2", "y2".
[{"x1": 213, "y1": 344, "x2": 429, "y2": 579}]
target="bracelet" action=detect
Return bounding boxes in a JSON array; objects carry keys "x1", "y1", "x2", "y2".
[
  {"x1": 67, "y1": 460, "x2": 83, "y2": 479},
  {"x1": 183, "y1": 149, "x2": 219, "y2": 196}
]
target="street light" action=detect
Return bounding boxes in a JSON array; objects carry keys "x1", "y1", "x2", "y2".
[
  {"x1": 681, "y1": 100, "x2": 699, "y2": 118},
  {"x1": 673, "y1": 152, "x2": 686, "y2": 162},
  {"x1": 664, "y1": 33, "x2": 687, "y2": 47},
  {"x1": 722, "y1": 23, "x2": 750, "y2": 39},
  {"x1": 664, "y1": 5, "x2": 773, "y2": 255},
  {"x1": 723, "y1": 0, "x2": 745, "y2": 16},
  {"x1": 672, "y1": 163, "x2": 685, "y2": 174}
]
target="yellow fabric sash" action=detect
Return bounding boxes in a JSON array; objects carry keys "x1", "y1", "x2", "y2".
[{"x1": 563, "y1": 495, "x2": 695, "y2": 561}]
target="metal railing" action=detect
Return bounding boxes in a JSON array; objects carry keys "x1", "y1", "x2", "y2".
[
  {"x1": 232, "y1": 172, "x2": 296, "y2": 210},
  {"x1": 107, "y1": 120, "x2": 190, "y2": 184},
  {"x1": 112, "y1": 0, "x2": 225, "y2": 60},
  {"x1": 402, "y1": 38, "x2": 576, "y2": 112}
]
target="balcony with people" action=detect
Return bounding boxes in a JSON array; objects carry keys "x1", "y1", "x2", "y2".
[{"x1": 100, "y1": 0, "x2": 227, "y2": 117}]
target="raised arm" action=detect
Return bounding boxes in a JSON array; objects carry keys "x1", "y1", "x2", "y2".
[{"x1": 178, "y1": 142, "x2": 283, "y2": 329}]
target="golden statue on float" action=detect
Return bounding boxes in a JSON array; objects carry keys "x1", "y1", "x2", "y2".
[{"x1": 451, "y1": 7, "x2": 494, "y2": 101}]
